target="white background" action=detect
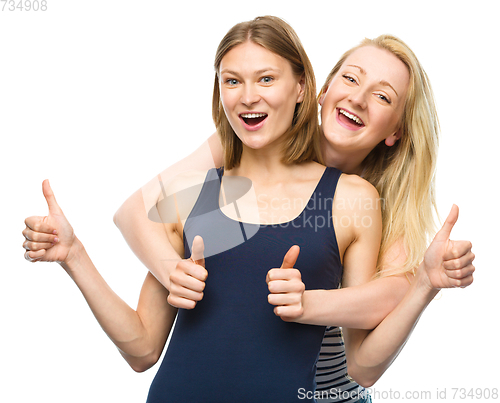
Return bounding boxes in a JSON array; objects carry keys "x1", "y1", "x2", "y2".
[{"x1": 2, "y1": 1, "x2": 499, "y2": 402}]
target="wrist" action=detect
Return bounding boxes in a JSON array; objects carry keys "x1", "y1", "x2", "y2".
[
  {"x1": 413, "y1": 264, "x2": 440, "y2": 301},
  {"x1": 60, "y1": 237, "x2": 86, "y2": 274}
]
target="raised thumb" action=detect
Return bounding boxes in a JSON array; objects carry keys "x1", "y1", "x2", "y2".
[
  {"x1": 42, "y1": 179, "x2": 63, "y2": 215},
  {"x1": 280, "y1": 245, "x2": 300, "y2": 269},
  {"x1": 191, "y1": 235, "x2": 205, "y2": 267},
  {"x1": 434, "y1": 204, "x2": 459, "y2": 243}
]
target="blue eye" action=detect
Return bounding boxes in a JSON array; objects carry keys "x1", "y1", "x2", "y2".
[
  {"x1": 260, "y1": 76, "x2": 273, "y2": 84},
  {"x1": 342, "y1": 75, "x2": 356, "y2": 84},
  {"x1": 226, "y1": 79, "x2": 239, "y2": 86},
  {"x1": 377, "y1": 94, "x2": 391, "y2": 104}
]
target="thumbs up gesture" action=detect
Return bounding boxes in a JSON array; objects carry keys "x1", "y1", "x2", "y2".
[
  {"x1": 168, "y1": 236, "x2": 208, "y2": 309},
  {"x1": 421, "y1": 205, "x2": 475, "y2": 290},
  {"x1": 22, "y1": 180, "x2": 75, "y2": 263},
  {"x1": 267, "y1": 245, "x2": 305, "y2": 322}
]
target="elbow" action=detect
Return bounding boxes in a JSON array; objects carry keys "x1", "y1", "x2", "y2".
[
  {"x1": 113, "y1": 202, "x2": 127, "y2": 228},
  {"x1": 127, "y1": 351, "x2": 162, "y2": 373},
  {"x1": 346, "y1": 361, "x2": 380, "y2": 388},
  {"x1": 356, "y1": 376, "x2": 377, "y2": 389}
]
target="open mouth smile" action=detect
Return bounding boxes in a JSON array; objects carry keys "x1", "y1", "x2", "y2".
[
  {"x1": 239, "y1": 112, "x2": 268, "y2": 131},
  {"x1": 336, "y1": 108, "x2": 365, "y2": 130}
]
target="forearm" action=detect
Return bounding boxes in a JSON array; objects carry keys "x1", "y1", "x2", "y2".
[
  {"x1": 114, "y1": 134, "x2": 222, "y2": 289},
  {"x1": 344, "y1": 265, "x2": 438, "y2": 386},
  {"x1": 61, "y1": 238, "x2": 162, "y2": 369},
  {"x1": 114, "y1": 190, "x2": 180, "y2": 289},
  {"x1": 298, "y1": 274, "x2": 409, "y2": 329}
]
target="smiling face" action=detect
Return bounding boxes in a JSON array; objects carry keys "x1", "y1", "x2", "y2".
[
  {"x1": 319, "y1": 45, "x2": 410, "y2": 158},
  {"x1": 218, "y1": 41, "x2": 305, "y2": 155}
]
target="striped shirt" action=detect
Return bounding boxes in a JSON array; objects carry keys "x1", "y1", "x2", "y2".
[{"x1": 315, "y1": 327, "x2": 368, "y2": 403}]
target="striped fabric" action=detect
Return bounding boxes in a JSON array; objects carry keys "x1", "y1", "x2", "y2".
[{"x1": 315, "y1": 327, "x2": 368, "y2": 403}]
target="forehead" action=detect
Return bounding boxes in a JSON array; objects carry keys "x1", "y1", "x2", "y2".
[
  {"x1": 219, "y1": 41, "x2": 292, "y2": 73},
  {"x1": 342, "y1": 46, "x2": 410, "y2": 93}
]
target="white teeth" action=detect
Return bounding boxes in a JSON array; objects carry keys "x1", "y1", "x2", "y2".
[
  {"x1": 240, "y1": 113, "x2": 267, "y2": 118},
  {"x1": 339, "y1": 109, "x2": 363, "y2": 125}
]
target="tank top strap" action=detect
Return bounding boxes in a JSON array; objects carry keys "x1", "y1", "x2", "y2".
[
  {"x1": 317, "y1": 167, "x2": 342, "y2": 197},
  {"x1": 304, "y1": 167, "x2": 342, "y2": 214},
  {"x1": 188, "y1": 168, "x2": 222, "y2": 219}
]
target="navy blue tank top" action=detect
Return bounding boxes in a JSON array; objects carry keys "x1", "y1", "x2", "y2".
[{"x1": 147, "y1": 167, "x2": 343, "y2": 403}]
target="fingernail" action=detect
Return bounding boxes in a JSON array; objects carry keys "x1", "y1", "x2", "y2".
[
  {"x1": 53, "y1": 230, "x2": 58, "y2": 235},
  {"x1": 54, "y1": 237, "x2": 59, "y2": 243}
]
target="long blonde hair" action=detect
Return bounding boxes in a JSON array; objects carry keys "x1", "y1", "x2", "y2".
[
  {"x1": 320, "y1": 35, "x2": 439, "y2": 277},
  {"x1": 212, "y1": 16, "x2": 322, "y2": 170}
]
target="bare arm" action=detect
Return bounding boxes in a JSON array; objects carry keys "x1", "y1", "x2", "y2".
[
  {"x1": 298, "y1": 274, "x2": 409, "y2": 329},
  {"x1": 61, "y1": 239, "x2": 176, "y2": 372},
  {"x1": 23, "y1": 180, "x2": 179, "y2": 372},
  {"x1": 343, "y1": 205, "x2": 475, "y2": 387},
  {"x1": 113, "y1": 132, "x2": 223, "y2": 290}
]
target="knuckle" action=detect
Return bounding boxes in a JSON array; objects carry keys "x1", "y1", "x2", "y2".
[
  {"x1": 268, "y1": 282, "x2": 275, "y2": 293},
  {"x1": 169, "y1": 272, "x2": 180, "y2": 284},
  {"x1": 199, "y1": 269, "x2": 208, "y2": 281}
]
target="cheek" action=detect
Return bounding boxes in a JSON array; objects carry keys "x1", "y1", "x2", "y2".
[{"x1": 220, "y1": 91, "x2": 237, "y2": 117}]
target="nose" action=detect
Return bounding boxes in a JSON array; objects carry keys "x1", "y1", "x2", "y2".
[
  {"x1": 348, "y1": 87, "x2": 368, "y2": 110},
  {"x1": 240, "y1": 84, "x2": 261, "y2": 106}
]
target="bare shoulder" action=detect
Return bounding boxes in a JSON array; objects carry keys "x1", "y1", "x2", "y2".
[{"x1": 335, "y1": 173, "x2": 380, "y2": 209}]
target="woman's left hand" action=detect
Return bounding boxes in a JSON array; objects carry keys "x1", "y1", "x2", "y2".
[
  {"x1": 421, "y1": 205, "x2": 475, "y2": 290},
  {"x1": 266, "y1": 245, "x2": 305, "y2": 321}
]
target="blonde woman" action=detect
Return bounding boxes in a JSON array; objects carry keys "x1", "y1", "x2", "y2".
[{"x1": 24, "y1": 23, "x2": 474, "y2": 403}]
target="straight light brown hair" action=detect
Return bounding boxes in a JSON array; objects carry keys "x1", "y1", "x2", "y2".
[{"x1": 212, "y1": 16, "x2": 322, "y2": 170}]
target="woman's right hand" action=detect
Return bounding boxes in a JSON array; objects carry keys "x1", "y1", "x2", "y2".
[
  {"x1": 167, "y1": 235, "x2": 208, "y2": 309},
  {"x1": 23, "y1": 180, "x2": 76, "y2": 264}
]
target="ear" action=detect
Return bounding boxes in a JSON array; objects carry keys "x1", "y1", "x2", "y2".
[
  {"x1": 296, "y1": 74, "x2": 306, "y2": 103},
  {"x1": 318, "y1": 85, "x2": 329, "y2": 106},
  {"x1": 385, "y1": 129, "x2": 402, "y2": 147}
]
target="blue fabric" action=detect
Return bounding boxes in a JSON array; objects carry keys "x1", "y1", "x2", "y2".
[{"x1": 147, "y1": 167, "x2": 343, "y2": 403}]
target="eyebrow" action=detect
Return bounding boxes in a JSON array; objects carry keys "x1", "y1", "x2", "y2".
[
  {"x1": 219, "y1": 67, "x2": 282, "y2": 76},
  {"x1": 346, "y1": 64, "x2": 399, "y2": 96}
]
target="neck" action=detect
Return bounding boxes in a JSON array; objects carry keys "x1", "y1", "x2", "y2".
[
  {"x1": 320, "y1": 135, "x2": 365, "y2": 176},
  {"x1": 228, "y1": 147, "x2": 288, "y2": 180}
]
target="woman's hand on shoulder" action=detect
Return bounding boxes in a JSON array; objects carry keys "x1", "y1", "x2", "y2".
[
  {"x1": 23, "y1": 180, "x2": 76, "y2": 264},
  {"x1": 420, "y1": 205, "x2": 475, "y2": 290}
]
